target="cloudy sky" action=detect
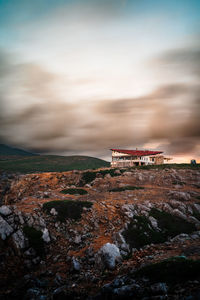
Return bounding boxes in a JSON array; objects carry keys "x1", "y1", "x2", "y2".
[{"x1": 0, "y1": 0, "x2": 199, "y2": 162}]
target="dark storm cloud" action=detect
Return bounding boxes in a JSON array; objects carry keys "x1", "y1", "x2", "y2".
[
  {"x1": 94, "y1": 81, "x2": 200, "y2": 155},
  {"x1": 0, "y1": 46, "x2": 200, "y2": 157},
  {"x1": 151, "y1": 46, "x2": 200, "y2": 155},
  {"x1": 98, "y1": 83, "x2": 191, "y2": 115},
  {"x1": 165, "y1": 138, "x2": 199, "y2": 156},
  {"x1": 0, "y1": 50, "x2": 76, "y2": 151}
]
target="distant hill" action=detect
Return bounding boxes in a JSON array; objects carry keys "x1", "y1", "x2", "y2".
[
  {"x1": 0, "y1": 154, "x2": 110, "y2": 173},
  {"x1": 0, "y1": 144, "x2": 37, "y2": 156}
]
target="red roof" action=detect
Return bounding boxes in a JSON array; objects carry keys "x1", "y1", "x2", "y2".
[{"x1": 110, "y1": 149, "x2": 163, "y2": 156}]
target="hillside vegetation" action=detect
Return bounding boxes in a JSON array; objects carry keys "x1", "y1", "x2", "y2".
[{"x1": 0, "y1": 155, "x2": 110, "y2": 173}]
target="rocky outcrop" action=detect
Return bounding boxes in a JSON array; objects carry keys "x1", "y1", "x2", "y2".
[
  {"x1": 0, "y1": 215, "x2": 13, "y2": 240},
  {"x1": 168, "y1": 191, "x2": 191, "y2": 201},
  {"x1": 90, "y1": 275, "x2": 169, "y2": 300},
  {"x1": 12, "y1": 229, "x2": 26, "y2": 249},
  {"x1": 0, "y1": 167, "x2": 200, "y2": 299}
]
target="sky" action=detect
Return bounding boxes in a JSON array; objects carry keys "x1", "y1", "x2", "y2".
[{"x1": 0, "y1": 0, "x2": 199, "y2": 162}]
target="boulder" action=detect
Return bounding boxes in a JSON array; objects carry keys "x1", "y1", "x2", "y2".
[
  {"x1": 169, "y1": 191, "x2": 191, "y2": 201},
  {"x1": 172, "y1": 209, "x2": 187, "y2": 220},
  {"x1": 114, "y1": 232, "x2": 130, "y2": 255},
  {"x1": 50, "y1": 208, "x2": 58, "y2": 216},
  {"x1": 71, "y1": 256, "x2": 81, "y2": 272},
  {"x1": 123, "y1": 172, "x2": 133, "y2": 176},
  {"x1": 112, "y1": 284, "x2": 141, "y2": 298},
  {"x1": 193, "y1": 203, "x2": 200, "y2": 214},
  {"x1": 170, "y1": 233, "x2": 190, "y2": 242},
  {"x1": 114, "y1": 170, "x2": 121, "y2": 175},
  {"x1": 24, "y1": 248, "x2": 36, "y2": 257},
  {"x1": 137, "y1": 204, "x2": 151, "y2": 212},
  {"x1": 121, "y1": 204, "x2": 134, "y2": 213},
  {"x1": 114, "y1": 232, "x2": 126, "y2": 244},
  {"x1": 0, "y1": 216, "x2": 13, "y2": 240},
  {"x1": 12, "y1": 229, "x2": 26, "y2": 249},
  {"x1": 187, "y1": 206, "x2": 193, "y2": 214},
  {"x1": 169, "y1": 200, "x2": 183, "y2": 208},
  {"x1": 150, "y1": 282, "x2": 168, "y2": 295},
  {"x1": 42, "y1": 228, "x2": 50, "y2": 243},
  {"x1": 138, "y1": 174, "x2": 143, "y2": 181},
  {"x1": 53, "y1": 287, "x2": 67, "y2": 300},
  {"x1": 162, "y1": 203, "x2": 173, "y2": 214},
  {"x1": 24, "y1": 288, "x2": 46, "y2": 300},
  {"x1": 0, "y1": 205, "x2": 12, "y2": 216},
  {"x1": 105, "y1": 174, "x2": 111, "y2": 179},
  {"x1": 16, "y1": 211, "x2": 25, "y2": 224},
  {"x1": 96, "y1": 243, "x2": 121, "y2": 270},
  {"x1": 149, "y1": 216, "x2": 159, "y2": 231},
  {"x1": 188, "y1": 216, "x2": 200, "y2": 226},
  {"x1": 74, "y1": 235, "x2": 81, "y2": 244}
]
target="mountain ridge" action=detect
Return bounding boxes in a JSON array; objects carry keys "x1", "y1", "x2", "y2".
[
  {"x1": 0, "y1": 144, "x2": 37, "y2": 156},
  {"x1": 0, "y1": 144, "x2": 110, "y2": 172}
]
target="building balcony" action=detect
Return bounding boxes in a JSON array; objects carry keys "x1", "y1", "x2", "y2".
[{"x1": 111, "y1": 160, "x2": 153, "y2": 167}]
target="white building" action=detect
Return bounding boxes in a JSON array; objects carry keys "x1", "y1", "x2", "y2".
[{"x1": 111, "y1": 149, "x2": 170, "y2": 167}]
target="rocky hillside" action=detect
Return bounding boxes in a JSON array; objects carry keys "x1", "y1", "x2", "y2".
[{"x1": 0, "y1": 167, "x2": 200, "y2": 299}]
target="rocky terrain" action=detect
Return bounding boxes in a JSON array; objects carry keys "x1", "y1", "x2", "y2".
[{"x1": 0, "y1": 166, "x2": 200, "y2": 299}]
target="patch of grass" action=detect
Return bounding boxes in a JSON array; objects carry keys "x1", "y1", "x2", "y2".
[
  {"x1": 137, "y1": 163, "x2": 200, "y2": 170},
  {"x1": 136, "y1": 257, "x2": 200, "y2": 284},
  {"x1": 150, "y1": 208, "x2": 196, "y2": 237},
  {"x1": 43, "y1": 200, "x2": 93, "y2": 221},
  {"x1": 23, "y1": 226, "x2": 44, "y2": 256},
  {"x1": 60, "y1": 188, "x2": 88, "y2": 195},
  {"x1": 123, "y1": 216, "x2": 165, "y2": 249},
  {"x1": 109, "y1": 186, "x2": 144, "y2": 192}
]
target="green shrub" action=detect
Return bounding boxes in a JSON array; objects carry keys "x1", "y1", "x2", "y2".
[
  {"x1": 98, "y1": 169, "x2": 122, "y2": 177},
  {"x1": 23, "y1": 226, "x2": 44, "y2": 255},
  {"x1": 123, "y1": 216, "x2": 165, "y2": 249},
  {"x1": 109, "y1": 186, "x2": 144, "y2": 192},
  {"x1": 80, "y1": 168, "x2": 122, "y2": 185},
  {"x1": 150, "y1": 208, "x2": 196, "y2": 237},
  {"x1": 172, "y1": 181, "x2": 185, "y2": 185},
  {"x1": 43, "y1": 200, "x2": 93, "y2": 221},
  {"x1": 123, "y1": 208, "x2": 196, "y2": 249},
  {"x1": 60, "y1": 188, "x2": 88, "y2": 195},
  {"x1": 80, "y1": 171, "x2": 97, "y2": 185},
  {"x1": 136, "y1": 257, "x2": 200, "y2": 284}
]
